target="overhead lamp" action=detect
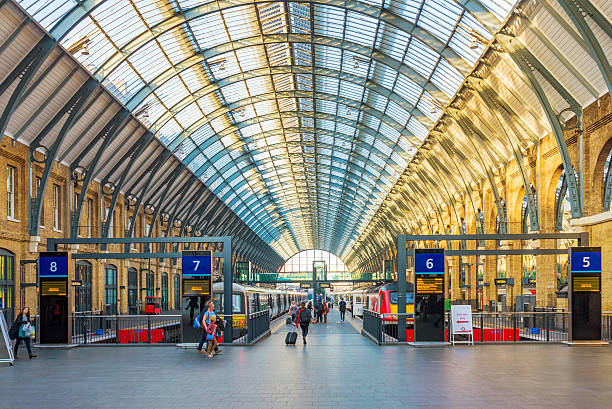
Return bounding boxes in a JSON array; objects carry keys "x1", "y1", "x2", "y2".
[
  {"x1": 469, "y1": 38, "x2": 479, "y2": 50},
  {"x1": 67, "y1": 36, "x2": 91, "y2": 56}
]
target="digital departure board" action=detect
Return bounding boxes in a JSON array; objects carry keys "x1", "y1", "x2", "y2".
[
  {"x1": 416, "y1": 277, "x2": 444, "y2": 294},
  {"x1": 573, "y1": 276, "x2": 600, "y2": 292},
  {"x1": 183, "y1": 279, "x2": 211, "y2": 296},
  {"x1": 41, "y1": 280, "x2": 67, "y2": 296}
]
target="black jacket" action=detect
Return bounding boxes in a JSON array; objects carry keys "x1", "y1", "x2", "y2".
[
  {"x1": 339, "y1": 301, "x2": 346, "y2": 312},
  {"x1": 14, "y1": 315, "x2": 30, "y2": 327},
  {"x1": 9, "y1": 315, "x2": 30, "y2": 339},
  {"x1": 297, "y1": 308, "x2": 311, "y2": 324}
]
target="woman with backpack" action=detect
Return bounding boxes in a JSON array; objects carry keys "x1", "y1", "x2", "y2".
[
  {"x1": 296, "y1": 302, "x2": 312, "y2": 344},
  {"x1": 11, "y1": 307, "x2": 37, "y2": 359},
  {"x1": 196, "y1": 301, "x2": 222, "y2": 356}
]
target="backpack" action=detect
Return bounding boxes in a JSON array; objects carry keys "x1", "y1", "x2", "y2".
[
  {"x1": 298, "y1": 308, "x2": 311, "y2": 324},
  {"x1": 8, "y1": 322, "x2": 18, "y2": 340},
  {"x1": 192, "y1": 313, "x2": 201, "y2": 329}
]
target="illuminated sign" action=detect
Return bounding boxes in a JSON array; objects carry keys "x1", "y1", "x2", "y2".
[
  {"x1": 41, "y1": 280, "x2": 67, "y2": 296},
  {"x1": 71, "y1": 280, "x2": 82, "y2": 287},
  {"x1": 573, "y1": 276, "x2": 600, "y2": 292},
  {"x1": 39, "y1": 252, "x2": 68, "y2": 278},
  {"x1": 319, "y1": 283, "x2": 331, "y2": 288},
  {"x1": 414, "y1": 249, "x2": 444, "y2": 275},
  {"x1": 494, "y1": 278, "x2": 514, "y2": 286},
  {"x1": 570, "y1": 248, "x2": 601, "y2": 273},
  {"x1": 416, "y1": 277, "x2": 444, "y2": 294},
  {"x1": 182, "y1": 250, "x2": 212, "y2": 278},
  {"x1": 300, "y1": 283, "x2": 312, "y2": 288},
  {"x1": 182, "y1": 279, "x2": 211, "y2": 296}
]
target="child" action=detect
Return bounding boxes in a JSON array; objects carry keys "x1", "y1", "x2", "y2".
[{"x1": 205, "y1": 314, "x2": 218, "y2": 358}]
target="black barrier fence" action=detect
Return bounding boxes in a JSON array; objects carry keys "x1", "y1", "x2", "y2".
[
  {"x1": 247, "y1": 310, "x2": 271, "y2": 343},
  {"x1": 603, "y1": 313, "x2": 612, "y2": 341},
  {"x1": 362, "y1": 311, "x2": 572, "y2": 344},
  {"x1": 71, "y1": 315, "x2": 181, "y2": 344}
]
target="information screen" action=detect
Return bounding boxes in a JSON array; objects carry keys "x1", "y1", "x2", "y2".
[
  {"x1": 416, "y1": 277, "x2": 444, "y2": 294},
  {"x1": 573, "y1": 276, "x2": 600, "y2": 292},
  {"x1": 182, "y1": 250, "x2": 212, "y2": 278},
  {"x1": 183, "y1": 279, "x2": 211, "y2": 296},
  {"x1": 41, "y1": 280, "x2": 67, "y2": 296},
  {"x1": 39, "y1": 252, "x2": 68, "y2": 278}
]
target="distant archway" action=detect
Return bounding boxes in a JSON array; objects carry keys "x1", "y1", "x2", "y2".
[{"x1": 278, "y1": 250, "x2": 348, "y2": 274}]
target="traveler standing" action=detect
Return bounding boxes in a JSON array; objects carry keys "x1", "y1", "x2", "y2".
[
  {"x1": 12, "y1": 307, "x2": 37, "y2": 359},
  {"x1": 339, "y1": 298, "x2": 347, "y2": 323},
  {"x1": 296, "y1": 302, "x2": 312, "y2": 344},
  {"x1": 289, "y1": 301, "x2": 298, "y2": 323},
  {"x1": 197, "y1": 301, "x2": 222, "y2": 355},
  {"x1": 307, "y1": 300, "x2": 313, "y2": 322}
]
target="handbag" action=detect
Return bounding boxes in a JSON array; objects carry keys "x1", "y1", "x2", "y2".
[
  {"x1": 193, "y1": 314, "x2": 200, "y2": 329},
  {"x1": 8, "y1": 323, "x2": 18, "y2": 340},
  {"x1": 206, "y1": 333, "x2": 214, "y2": 341},
  {"x1": 19, "y1": 322, "x2": 31, "y2": 338}
]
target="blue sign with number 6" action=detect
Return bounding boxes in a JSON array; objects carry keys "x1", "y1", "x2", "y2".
[
  {"x1": 182, "y1": 251, "x2": 212, "y2": 277},
  {"x1": 571, "y1": 251, "x2": 601, "y2": 273},
  {"x1": 415, "y1": 251, "x2": 445, "y2": 275}
]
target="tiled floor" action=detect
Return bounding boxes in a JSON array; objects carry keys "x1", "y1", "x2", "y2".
[{"x1": 2, "y1": 309, "x2": 612, "y2": 408}]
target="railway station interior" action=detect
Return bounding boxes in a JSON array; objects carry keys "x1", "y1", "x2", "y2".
[{"x1": 0, "y1": 0, "x2": 612, "y2": 407}]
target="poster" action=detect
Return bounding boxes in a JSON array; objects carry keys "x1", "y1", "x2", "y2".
[{"x1": 451, "y1": 305, "x2": 473, "y2": 335}]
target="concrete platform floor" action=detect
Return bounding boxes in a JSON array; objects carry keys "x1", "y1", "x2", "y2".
[{"x1": 2, "y1": 309, "x2": 612, "y2": 409}]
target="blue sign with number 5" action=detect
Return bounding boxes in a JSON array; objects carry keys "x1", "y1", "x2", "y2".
[
  {"x1": 415, "y1": 251, "x2": 445, "y2": 275},
  {"x1": 571, "y1": 251, "x2": 601, "y2": 273},
  {"x1": 39, "y1": 252, "x2": 68, "y2": 277},
  {"x1": 182, "y1": 251, "x2": 212, "y2": 277}
]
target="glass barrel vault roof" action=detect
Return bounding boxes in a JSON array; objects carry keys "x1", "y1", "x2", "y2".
[{"x1": 17, "y1": 0, "x2": 516, "y2": 259}]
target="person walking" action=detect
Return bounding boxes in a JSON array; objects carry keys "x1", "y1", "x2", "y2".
[
  {"x1": 323, "y1": 301, "x2": 329, "y2": 323},
  {"x1": 289, "y1": 300, "x2": 298, "y2": 323},
  {"x1": 339, "y1": 298, "x2": 347, "y2": 323},
  {"x1": 12, "y1": 307, "x2": 37, "y2": 359},
  {"x1": 204, "y1": 313, "x2": 218, "y2": 358},
  {"x1": 315, "y1": 301, "x2": 324, "y2": 324},
  {"x1": 307, "y1": 300, "x2": 313, "y2": 322},
  {"x1": 197, "y1": 301, "x2": 222, "y2": 355},
  {"x1": 296, "y1": 302, "x2": 312, "y2": 344}
]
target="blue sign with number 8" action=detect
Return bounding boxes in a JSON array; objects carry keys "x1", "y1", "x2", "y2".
[{"x1": 39, "y1": 252, "x2": 68, "y2": 277}]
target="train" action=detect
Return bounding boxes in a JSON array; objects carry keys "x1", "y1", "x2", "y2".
[
  {"x1": 211, "y1": 282, "x2": 307, "y2": 339},
  {"x1": 343, "y1": 282, "x2": 415, "y2": 325}
]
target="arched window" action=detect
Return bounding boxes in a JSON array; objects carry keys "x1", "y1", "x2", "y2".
[
  {"x1": 161, "y1": 273, "x2": 168, "y2": 311},
  {"x1": 104, "y1": 264, "x2": 118, "y2": 314},
  {"x1": 127, "y1": 267, "x2": 138, "y2": 315},
  {"x1": 603, "y1": 148, "x2": 612, "y2": 210},
  {"x1": 278, "y1": 250, "x2": 348, "y2": 280},
  {"x1": 75, "y1": 261, "x2": 92, "y2": 312},
  {"x1": 0, "y1": 249, "x2": 15, "y2": 322}
]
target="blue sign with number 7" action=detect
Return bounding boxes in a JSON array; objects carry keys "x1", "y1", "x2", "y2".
[{"x1": 182, "y1": 251, "x2": 212, "y2": 277}]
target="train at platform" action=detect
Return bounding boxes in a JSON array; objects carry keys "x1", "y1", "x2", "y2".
[
  {"x1": 212, "y1": 282, "x2": 307, "y2": 339},
  {"x1": 343, "y1": 282, "x2": 415, "y2": 325}
]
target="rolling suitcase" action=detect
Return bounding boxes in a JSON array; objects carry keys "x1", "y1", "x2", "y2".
[
  {"x1": 286, "y1": 316, "x2": 292, "y2": 325},
  {"x1": 285, "y1": 326, "x2": 297, "y2": 345}
]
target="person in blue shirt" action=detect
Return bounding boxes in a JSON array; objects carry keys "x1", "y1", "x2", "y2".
[{"x1": 197, "y1": 301, "x2": 222, "y2": 355}]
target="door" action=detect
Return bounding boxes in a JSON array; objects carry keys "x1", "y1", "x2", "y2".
[
  {"x1": 104, "y1": 265, "x2": 118, "y2": 315},
  {"x1": 75, "y1": 261, "x2": 92, "y2": 312},
  {"x1": 128, "y1": 268, "x2": 138, "y2": 315}
]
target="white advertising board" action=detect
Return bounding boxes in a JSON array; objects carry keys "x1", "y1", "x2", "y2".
[{"x1": 451, "y1": 305, "x2": 473, "y2": 345}]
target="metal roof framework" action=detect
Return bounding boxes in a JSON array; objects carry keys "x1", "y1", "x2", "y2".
[{"x1": 2, "y1": 0, "x2": 610, "y2": 271}]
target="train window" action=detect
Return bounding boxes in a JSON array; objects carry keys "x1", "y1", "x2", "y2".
[
  {"x1": 212, "y1": 293, "x2": 243, "y2": 313},
  {"x1": 355, "y1": 296, "x2": 362, "y2": 303},
  {"x1": 389, "y1": 292, "x2": 415, "y2": 304}
]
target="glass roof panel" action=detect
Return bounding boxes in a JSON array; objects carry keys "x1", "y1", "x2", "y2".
[{"x1": 22, "y1": 0, "x2": 515, "y2": 258}]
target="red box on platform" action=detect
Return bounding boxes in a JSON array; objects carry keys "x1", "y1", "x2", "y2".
[
  {"x1": 473, "y1": 328, "x2": 519, "y2": 341},
  {"x1": 117, "y1": 329, "x2": 163, "y2": 343}
]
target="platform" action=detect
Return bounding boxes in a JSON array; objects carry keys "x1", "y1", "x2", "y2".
[{"x1": 2, "y1": 309, "x2": 612, "y2": 408}]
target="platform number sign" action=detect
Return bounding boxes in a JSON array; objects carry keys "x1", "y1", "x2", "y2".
[
  {"x1": 39, "y1": 252, "x2": 68, "y2": 278},
  {"x1": 570, "y1": 249, "x2": 601, "y2": 273},
  {"x1": 414, "y1": 249, "x2": 445, "y2": 275},
  {"x1": 182, "y1": 250, "x2": 212, "y2": 278}
]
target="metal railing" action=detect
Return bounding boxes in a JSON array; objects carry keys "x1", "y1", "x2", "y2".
[
  {"x1": 71, "y1": 314, "x2": 181, "y2": 344},
  {"x1": 247, "y1": 310, "x2": 271, "y2": 343},
  {"x1": 362, "y1": 310, "x2": 570, "y2": 344},
  {"x1": 603, "y1": 313, "x2": 612, "y2": 341}
]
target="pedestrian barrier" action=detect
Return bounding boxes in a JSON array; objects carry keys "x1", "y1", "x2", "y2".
[
  {"x1": 247, "y1": 310, "x2": 271, "y2": 343},
  {"x1": 71, "y1": 314, "x2": 181, "y2": 344},
  {"x1": 362, "y1": 310, "x2": 571, "y2": 344}
]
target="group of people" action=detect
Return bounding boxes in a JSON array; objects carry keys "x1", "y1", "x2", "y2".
[
  {"x1": 196, "y1": 300, "x2": 223, "y2": 358},
  {"x1": 286, "y1": 297, "x2": 348, "y2": 344}
]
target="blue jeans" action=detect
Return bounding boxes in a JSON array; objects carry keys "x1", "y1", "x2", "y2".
[
  {"x1": 14, "y1": 337, "x2": 32, "y2": 354},
  {"x1": 340, "y1": 311, "x2": 345, "y2": 321}
]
